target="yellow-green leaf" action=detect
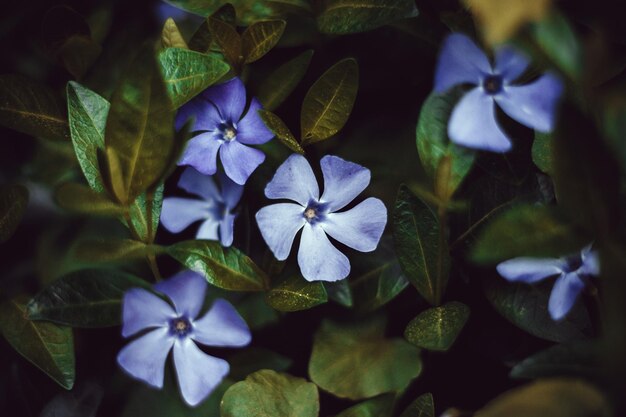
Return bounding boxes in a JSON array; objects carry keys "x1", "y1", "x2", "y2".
[
  {"x1": 404, "y1": 302, "x2": 470, "y2": 351},
  {"x1": 161, "y1": 18, "x2": 188, "y2": 49},
  {"x1": 55, "y1": 182, "x2": 126, "y2": 216},
  {"x1": 266, "y1": 275, "x2": 328, "y2": 312},
  {"x1": 317, "y1": 0, "x2": 419, "y2": 34},
  {"x1": 241, "y1": 20, "x2": 286, "y2": 64},
  {"x1": 208, "y1": 17, "x2": 242, "y2": 68},
  {"x1": 258, "y1": 109, "x2": 303, "y2": 154}
]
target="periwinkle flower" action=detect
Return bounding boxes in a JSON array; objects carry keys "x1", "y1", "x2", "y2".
[
  {"x1": 117, "y1": 271, "x2": 251, "y2": 406},
  {"x1": 434, "y1": 33, "x2": 563, "y2": 152},
  {"x1": 255, "y1": 154, "x2": 387, "y2": 282},
  {"x1": 496, "y1": 245, "x2": 599, "y2": 320},
  {"x1": 161, "y1": 167, "x2": 243, "y2": 247},
  {"x1": 176, "y1": 78, "x2": 274, "y2": 185}
]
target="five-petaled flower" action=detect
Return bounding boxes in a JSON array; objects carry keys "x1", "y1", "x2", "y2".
[
  {"x1": 256, "y1": 154, "x2": 387, "y2": 282},
  {"x1": 496, "y1": 245, "x2": 599, "y2": 320},
  {"x1": 117, "y1": 270, "x2": 251, "y2": 406},
  {"x1": 161, "y1": 167, "x2": 243, "y2": 247},
  {"x1": 176, "y1": 77, "x2": 274, "y2": 185},
  {"x1": 434, "y1": 33, "x2": 563, "y2": 152}
]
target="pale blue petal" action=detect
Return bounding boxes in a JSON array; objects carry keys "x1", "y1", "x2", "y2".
[
  {"x1": 434, "y1": 33, "x2": 491, "y2": 93},
  {"x1": 161, "y1": 197, "x2": 211, "y2": 234},
  {"x1": 322, "y1": 198, "x2": 387, "y2": 252},
  {"x1": 449, "y1": 88, "x2": 512, "y2": 152},
  {"x1": 219, "y1": 213, "x2": 236, "y2": 247},
  {"x1": 196, "y1": 218, "x2": 220, "y2": 241},
  {"x1": 173, "y1": 338, "x2": 230, "y2": 407},
  {"x1": 202, "y1": 77, "x2": 246, "y2": 123},
  {"x1": 496, "y1": 258, "x2": 565, "y2": 283},
  {"x1": 236, "y1": 98, "x2": 275, "y2": 145},
  {"x1": 219, "y1": 140, "x2": 265, "y2": 185},
  {"x1": 548, "y1": 272, "x2": 586, "y2": 321},
  {"x1": 218, "y1": 171, "x2": 244, "y2": 209},
  {"x1": 298, "y1": 224, "x2": 350, "y2": 282},
  {"x1": 178, "y1": 167, "x2": 222, "y2": 202},
  {"x1": 179, "y1": 132, "x2": 222, "y2": 176},
  {"x1": 117, "y1": 327, "x2": 174, "y2": 388},
  {"x1": 264, "y1": 154, "x2": 319, "y2": 206},
  {"x1": 175, "y1": 98, "x2": 221, "y2": 132},
  {"x1": 154, "y1": 271, "x2": 208, "y2": 320},
  {"x1": 256, "y1": 203, "x2": 306, "y2": 260},
  {"x1": 319, "y1": 155, "x2": 371, "y2": 212},
  {"x1": 121, "y1": 288, "x2": 176, "y2": 337},
  {"x1": 495, "y1": 73, "x2": 564, "y2": 132},
  {"x1": 580, "y1": 245, "x2": 600, "y2": 276},
  {"x1": 191, "y1": 299, "x2": 251, "y2": 347},
  {"x1": 495, "y1": 46, "x2": 530, "y2": 83}
]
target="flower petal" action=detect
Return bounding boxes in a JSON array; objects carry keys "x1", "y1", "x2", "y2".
[
  {"x1": 236, "y1": 97, "x2": 275, "y2": 145},
  {"x1": 179, "y1": 132, "x2": 222, "y2": 176},
  {"x1": 580, "y1": 245, "x2": 600, "y2": 276},
  {"x1": 219, "y1": 140, "x2": 265, "y2": 185},
  {"x1": 178, "y1": 167, "x2": 222, "y2": 202},
  {"x1": 548, "y1": 272, "x2": 586, "y2": 321},
  {"x1": 496, "y1": 258, "x2": 564, "y2": 283},
  {"x1": 196, "y1": 218, "x2": 220, "y2": 241},
  {"x1": 256, "y1": 203, "x2": 305, "y2": 260},
  {"x1": 323, "y1": 198, "x2": 387, "y2": 252},
  {"x1": 495, "y1": 46, "x2": 530, "y2": 83},
  {"x1": 121, "y1": 288, "x2": 176, "y2": 337},
  {"x1": 319, "y1": 155, "x2": 371, "y2": 212},
  {"x1": 298, "y1": 224, "x2": 350, "y2": 282},
  {"x1": 495, "y1": 73, "x2": 564, "y2": 132},
  {"x1": 264, "y1": 154, "x2": 319, "y2": 206},
  {"x1": 161, "y1": 197, "x2": 212, "y2": 234},
  {"x1": 154, "y1": 270, "x2": 208, "y2": 319},
  {"x1": 175, "y1": 98, "x2": 221, "y2": 132},
  {"x1": 434, "y1": 33, "x2": 491, "y2": 93},
  {"x1": 449, "y1": 88, "x2": 512, "y2": 152},
  {"x1": 219, "y1": 213, "x2": 236, "y2": 247},
  {"x1": 218, "y1": 171, "x2": 244, "y2": 209},
  {"x1": 117, "y1": 327, "x2": 174, "y2": 388},
  {"x1": 191, "y1": 299, "x2": 251, "y2": 347},
  {"x1": 173, "y1": 338, "x2": 230, "y2": 407},
  {"x1": 202, "y1": 77, "x2": 247, "y2": 123}
]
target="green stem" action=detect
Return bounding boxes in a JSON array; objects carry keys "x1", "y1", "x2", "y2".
[{"x1": 147, "y1": 253, "x2": 162, "y2": 282}]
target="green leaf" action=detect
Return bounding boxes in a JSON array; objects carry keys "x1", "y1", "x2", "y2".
[
  {"x1": 350, "y1": 258, "x2": 408, "y2": 313},
  {"x1": 167, "y1": 240, "x2": 269, "y2": 291},
  {"x1": 0, "y1": 184, "x2": 29, "y2": 243},
  {"x1": 258, "y1": 49, "x2": 313, "y2": 111},
  {"x1": 104, "y1": 46, "x2": 175, "y2": 203},
  {"x1": 0, "y1": 296, "x2": 75, "y2": 389},
  {"x1": 128, "y1": 184, "x2": 164, "y2": 244},
  {"x1": 470, "y1": 204, "x2": 588, "y2": 264},
  {"x1": 258, "y1": 109, "x2": 303, "y2": 154},
  {"x1": 325, "y1": 280, "x2": 353, "y2": 307},
  {"x1": 335, "y1": 395, "x2": 395, "y2": 417},
  {"x1": 532, "y1": 131, "x2": 552, "y2": 174},
  {"x1": 161, "y1": 18, "x2": 188, "y2": 49},
  {"x1": 392, "y1": 185, "x2": 449, "y2": 306},
  {"x1": 236, "y1": 293, "x2": 280, "y2": 330},
  {"x1": 266, "y1": 275, "x2": 328, "y2": 312},
  {"x1": 416, "y1": 90, "x2": 475, "y2": 198},
  {"x1": 66, "y1": 81, "x2": 109, "y2": 192},
  {"x1": 308, "y1": 316, "x2": 422, "y2": 400},
  {"x1": 158, "y1": 47, "x2": 230, "y2": 108},
  {"x1": 300, "y1": 58, "x2": 359, "y2": 145},
  {"x1": 228, "y1": 348, "x2": 293, "y2": 380},
  {"x1": 164, "y1": 1, "x2": 274, "y2": 24},
  {"x1": 221, "y1": 370, "x2": 319, "y2": 417},
  {"x1": 208, "y1": 17, "x2": 242, "y2": 68},
  {"x1": 0, "y1": 74, "x2": 70, "y2": 141},
  {"x1": 241, "y1": 20, "x2": 286, "y2": 64},
  {"x1": 26, "y1": 269, "x2": 149, "y2": 327},
  {"x1": 474, "y1": 378, "x2": 611, "y2": 417},
  {"x1": 317, "y1": 0, "x2": 418, "y2": 34},
  {"x1": 73, "y1": 238, "x2": 163, "y2": 264},
  {"x1": 399, "y1": 393, "x2": 435, "y2": 417},
  {"x1": 55, "y1": 183, "x2": 125, "y2": 216},
  {"x1": 404, "y1": 301, "x2": 470, "y2": 351}
]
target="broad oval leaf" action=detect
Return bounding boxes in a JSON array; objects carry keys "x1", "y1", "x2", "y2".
[
  {"x1": 350, "y1": 252, "x2": 409, "y2": 313},
  {"x1": 221, "y1": 370, "x2": 319, "y2": 417},
  {"x1": 404, "y1": 301, "x2": 470, "y2": 351},
  {"x1": 399, "y1": 393, "x2": 435, "y2": 417},
  {"x1": 0, "y1": 184, "x2": 29, "y2": 243},
  {"x1": 27, "y1": 269, "x2": 150, "y2": 327},
  {"x1": 335, "y1": 395, "x2": 395, "y2": 417},
  {"x1": 308, "y1": 316, "x2": 422, "y2": 400},
  {"x1": 532, "y1": 131, "x2": 552, "y2": 174},
  {"x1": 241, "y1": 20, "x2": 286, "y2": 64},
  {"x1": 167, "y1": 240, "x2": 269, "y2": 291},
  {"x1": 300, "y1": 58, "x2": 359, "y2": 145},
  {"x1": 208, "y1": 17, "x2": 242, "y2": 68},
  {"x1": 317, "y1": 0, "x2": 418, "y2": 34},
  {"x1": 258, "y1": 49, "x2": 313, "y2": 111},
  {"x1": 0, "y1": 296, "x2": 75, "y2": 389},
  {"x1": 325, "y1": 279, "x2": 353, "y2": 308},
  {"x1": 265, "y1": 275, "x2": 328, "y2": 312},
  {"x1": 258, "y1": 109, "x2": 303, "y2": 154},
  {"x1": 55, "y1": 183, "x2": 125, "y2": 216},
  {"x1": 161, "y1": 18, "x2": 188, "y2": 49}
]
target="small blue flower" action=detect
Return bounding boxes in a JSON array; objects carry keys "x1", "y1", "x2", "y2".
[
  {"x1": 256, "y1": 154, "x2": 387, "y2": 282},
  {"x1": 117, "y1": 271, "x2": 251, "y2": 406},
  {"x1": 434, "y1": 33, "x2": 563, "y2": 152},
  {"x1": 496, "y1": 245, "x2": 599, "y2": 320},
  {"x1": 161, "y1": 167, "x2": 243, "y2": 247},
  {"x1": 176, "y1": 78, "x2": 274, "y2": 185}
]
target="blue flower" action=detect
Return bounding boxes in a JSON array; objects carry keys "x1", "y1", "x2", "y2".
[
  {"x1": 117, "y1": 271, "x2": 251, "y2": 406},
  {"x1": 434, "y1": 33, "x2": 563, "y2": 152},
  {"x1": 176, "y1": 78, "x2": 274, "y2": 185},
  {"x1": 256, "y1": 154, "x2": 387, "y2": 282},
  {"x1": 496, "y1": 245, "x2": 599, "y2": 321},
  {"x1": 161, "y1": 167, "x2": 243, "y2": 247}
]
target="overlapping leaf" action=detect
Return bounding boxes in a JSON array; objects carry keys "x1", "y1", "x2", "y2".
[
  {"x1": 317, "y1": 0, "x2": 418, "y2": 34},
  {"x1": 266, "y1": 275, "x2": 328, "y2": 312}
]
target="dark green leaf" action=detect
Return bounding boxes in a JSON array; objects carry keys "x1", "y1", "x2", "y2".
[
  {"x1": 164, "y1": 1, "x2": 274, "y2": 24},
  {"x1": 404, "y1": 301, "x2": 470, "y2": 351},
  {"x1": 258, "y1": 49, "x2": 313, "y2": 111},
  {"x1": 317, "y1": 0, "x2": 418, "y2": 34},
  {"x1": 188, "y1": 20, "x2": 213, "y2": 53},
  {"x1": 236, "y1": 293, "x2": 280, "y2": 330},
  {"x1": 167, "y1": 240, "x2": 269, "y2": 291},
  {"x1": 308, "y1": 316, "x2": 422, "y2": 400},
  {"x1": 55, "y1": 183, "x2": 125, "y2": 216},
  {"x1": 0, "y1": 74, "x2": 70, "y2": 141},
  {"x1": 73, "y1": 238, "x2": 163, "y2": 264},
  {"x1": 266, "y1": 275, "x2": 328, "y2": 312},
  {"x1": 301, "y1": 58, "x2": 359, "y2": 144},
  {"x1": 208, "y1": 17, "x2": 242, "y2": 68},
  {"x1": 128, "y1": 184, "x2": 164, "y2": 244},
  {"x1": 0, "y1": 296, "x2": 74, "y2": 389},
  {"x1": 228, "y1": 348, "x2": 293, "y2": 380},
  {"x1": 0, "y1": 184, "x2": 29, "y2": 243},
  {"x1": 241, "y1": 20, "x2": 286, "y2": 64},
  {"x1": 392, "y1": 185, "x2": 449, "y2": 305},
  {"x1": 350, "y1": 259, "x2": 408, "y2": 313},
  {"x1": 399, "y1": 393, "x2": 435, "y2": 417},
  {"x1": 325, "y1": 279, "x2": 353, "y2": 307},
  {"x1": 221, "y1": 370, "x2": 319, "y2": 417},
  {"x1": 335, "y1": 395, "x2": 395, "y2": 417},
  {"x1": 258, "y1": 109, "x2": 303, "y2": 154},
  {"x1": 532, "y1": 131, "x2": 552, "y2": 174},
  {"x1": 158, "y1": 47, "x2": 230, "y2": 108},
  {"x1": 161, "y1": 18, "x2": 188, "y2": 49}
]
